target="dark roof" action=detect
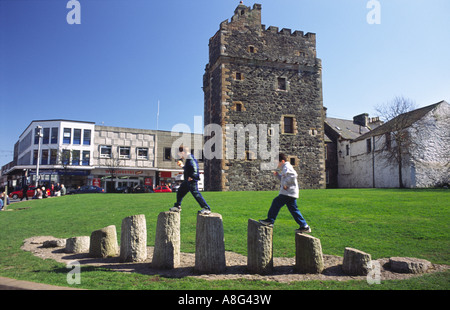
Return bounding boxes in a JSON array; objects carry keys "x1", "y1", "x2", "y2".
[
  {"x1": 325, "y1": 118, "x2": 372, "y2": 140},
  {"x1": 354, "y1": 101, "x2": 447, "y2": 142}
]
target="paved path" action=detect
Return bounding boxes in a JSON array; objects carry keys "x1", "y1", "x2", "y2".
[{"x1": 0, "y1": 276, "x2": 86, "y2": 290}]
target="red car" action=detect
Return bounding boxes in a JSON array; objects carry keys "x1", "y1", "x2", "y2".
[
  {"x1": 154, "y1": 185, "x2": 172, "y2": 193},
  {"x1": 9, "y1": 187, "x2": 51, "y2": 199}
]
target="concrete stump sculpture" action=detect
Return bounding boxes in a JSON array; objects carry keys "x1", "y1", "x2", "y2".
[
  {"x1": 342, "y1": 247, "x2": 372, "y2": 276},
  {"x1": 247, "y1": 219, "x2": 273, "y2": 275},
  {"x1": 152, "y1": 211, "x2": 181, "y2": 269},
  {"x1": 65, "y1": 236, "x2": 90, "y2": 253},
  {"x1": 195, "y1": 213, "x2": 226, "y2": 274},
  {"x1": 120, "y1": 214, "x2": 147, "y2": 263},
  {"x1": 295, "y1": 233, "x2": 324, "y2": 274},
  {"x1": 89, "y1": 225, "x2": 119, "y2": 258}
]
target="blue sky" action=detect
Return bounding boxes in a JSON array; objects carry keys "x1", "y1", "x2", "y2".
[{"x1": 1, "y1": 0, "x2": 449, "y2": 167}]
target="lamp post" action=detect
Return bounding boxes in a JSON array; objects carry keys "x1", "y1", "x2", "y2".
[{"x1": 35, "y1": 126, "x2": 43, "y2": 188}]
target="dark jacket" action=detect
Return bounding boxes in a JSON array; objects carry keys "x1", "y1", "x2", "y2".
[{"x1": 184, "y1": 154, "x2": 200, "y2": 181}]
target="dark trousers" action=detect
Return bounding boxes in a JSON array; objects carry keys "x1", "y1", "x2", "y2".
[
  {"x1": 175, "y1": 180, "x2": 210, "y2": 209},
  {"x1": 21, "y1": 191, "x2": 28, "y2": 201},
  {"x1": 267, "y1": 194, "x2": 308, "y2": 227}
]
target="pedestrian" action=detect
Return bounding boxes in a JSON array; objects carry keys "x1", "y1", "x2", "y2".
[
  {"x1": 54, "y1": 183, "x2": 61, "y2": 196},
  {"x1": 60, "y1": 184, "x2": 66, "y2": 196},
  {"x1": 0, "y1": 193, "x2": 4, "y2": 211},
  {"x1": 259, "y1": 153, "x2": 311, "y2": 233},
  {"x1": 21, "y1": 183, "x2": 29, "y2": 201},
  {"x1": 169, "y1": 145, "x2": 211, "y2": 214},
  {"x1": 35, "y1": 188, "x2": 43, "y2": 199}
]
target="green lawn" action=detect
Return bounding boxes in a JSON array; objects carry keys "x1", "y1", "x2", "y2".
[{"x1": 0, "y1": 189, "x2": 448, "y2": 290}]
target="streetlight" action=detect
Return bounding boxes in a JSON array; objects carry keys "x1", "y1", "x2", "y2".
[{"x1": 35, "y1": 126, "x2": 43, "y2": 187}]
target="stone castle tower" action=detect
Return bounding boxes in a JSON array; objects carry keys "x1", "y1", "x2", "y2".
[{"x1": 203, "y1": 2, "x2": 325, "y2": 191}]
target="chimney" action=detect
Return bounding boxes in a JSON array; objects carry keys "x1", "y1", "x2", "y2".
[{"x1": 353, "y1": 113, "x2": 369, "y2": 127}]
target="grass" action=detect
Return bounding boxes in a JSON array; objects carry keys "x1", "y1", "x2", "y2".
[{"x1": 0, "y1": 188, "x2": 448, "y2": 290}]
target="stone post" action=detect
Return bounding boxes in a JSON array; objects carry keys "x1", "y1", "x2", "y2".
[
  {"x1": 342, "y1": 247, "x2": 372, "y2": 275},
  {"x1": 195, "y1": 213, "x2": 226, "y2": 274},
  {"x1": 152, "y1": 211, "x2": 181, "y2": 269},
  {"x1": 295, "y1": 233, "x2": 324, "y2": 274},
  {"x1": 66, "y1": 236, "x2": 90, "y2": 253},
  {"x1": 89, "y1": 225, "x2": 119, "y2": 258},
  {"x1": 247, "y1": 219, "x2": 273, "y2": 275},
  {"x1": 120, "y1": 214, "x2": 147, "y2": 263}
]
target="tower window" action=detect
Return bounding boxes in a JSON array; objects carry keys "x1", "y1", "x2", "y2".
[
  {"x1": 235, "y1": 72, "x2": 244, "y2": 81},
  {"x1": 277, "y1": 77, "x2": 287, "y2": 90},
  {"x1": 248, "y1": 45, "x2": 256, "y2": 53},
  {"x1": 289, "y1": 157, "x2": 297, "y2": 166},
  {"x1": 283, "y1": 116, "x2": 294, "y2": 134}
]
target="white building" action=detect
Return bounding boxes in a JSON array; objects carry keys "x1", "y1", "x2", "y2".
[
  {"x1": 342, "y1": 101, "x2": 450, "y2": 188},
  {"x1": 13, "y1": 120, "x2": 96, "y2": 187}
]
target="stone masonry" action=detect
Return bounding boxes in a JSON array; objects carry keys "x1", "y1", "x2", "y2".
[{"x1": 203, "y1": 3, "x2": 325, "y2": 191}]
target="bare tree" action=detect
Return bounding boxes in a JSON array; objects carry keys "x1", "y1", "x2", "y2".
[
  {"x1": 98, "y1": 151, "x2": 122, "y2": 192},
  {"x1": 375, "y1": 96, "x2": 417, "y2": 188}
]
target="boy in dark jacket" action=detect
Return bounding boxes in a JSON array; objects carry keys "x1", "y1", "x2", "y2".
[{"x1": 169, "y1": 145, "x2": 211, "y2": 214}]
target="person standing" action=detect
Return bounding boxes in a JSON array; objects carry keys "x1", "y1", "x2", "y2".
[
  {"x1": 169, "y1": 145, "x2": 211, "y2": 215},
  {"x1": 21, "y1": 183, "x2": 29, "y2": 201},
  {"x1": 259, "y1": 153, "x2": 311, "y2": 233}
]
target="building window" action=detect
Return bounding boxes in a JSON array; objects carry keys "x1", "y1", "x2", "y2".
[
  {"x1": 51, "y1": 128, "x2": 58, "y2": 144},
  {"x1": 235, "y1": 72, "x2": 244, "y2": 81},
  {"x1": 119, "y1": 147, "x2": 131, "y2": 159},
  {"x1": 248, "y1": 45, "x2": 256, "y2": 53},
  {"x1": 283, "y1": 116, "x2": 295, "y2": 134},
  {"x1": 289, "y1": 156, "x2": 297, "y2": 166},
  {"x1": 41, "y1": 149, "x2": 49, "y2": 165},
  {"x1": 346, "y1": 144, "x2": 350, "y2": 156},
  {"x1": 73, "y1": 129, "x2": 82, "y2": 145},
  {"x1": 366, "y1": 139, "x2": 372, "y2": 153},
  {"x1": 50, "y1": 149, "x2": 57, "y2": 165},
  {"x1": 82, "y1": 151, "x2": 90, "y2": 166},
  {"x1": 83, "y1": 129, "x2": 91, "y2": 145},
  {"x1": 385, "y1": 133, "x2": 391, "y2": 150},
  {"x1": 61, "y1": 149, "x2": 71, "y2": 165},
  {"x1": 137, "y1": 148, "x2": 148, "y2": 160},
  {"x1": 100, "y1": 145, "x2": 112, "y2": 158},
  {"x1": 277, "y1": 77, "x2": 287, "y2": 91},
  {"x1": 236, "y1": 103, "x2": 242, "y2": 112},
  {"x1": 42, "y1": 128, "x2": 50, "y2": 144},
  {"x1": 163, "y1": 147, "x2": 172, "y2": 161},
  {"x1": 72, "y1": 150, "x2": 80, "y2": 166},
  {"x1": 34, "y1": 128, "x2": 40, "y2": 144},
  {"x1": 63, "y1": 128, "x2": 71, "y2": 144},
  {"x1": 33, "y1": 150, "x2": 38, "y2": 165}
]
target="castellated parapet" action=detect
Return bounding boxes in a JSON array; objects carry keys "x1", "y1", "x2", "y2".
[{"x1": 203, "y1": 3, "x2": 326, "y2": 191}]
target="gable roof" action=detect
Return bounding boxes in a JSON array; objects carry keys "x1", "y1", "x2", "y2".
[
  {"x1": 325, "y1": 117, "x2": 380, "y2": 141},
  {"x1": 354, "y1": 100, "x2": 448, "y2": 142}
]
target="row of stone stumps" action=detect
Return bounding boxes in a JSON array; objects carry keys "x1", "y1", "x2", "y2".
[
  {"x1": 153, "y1": 212, "x2": 226, "y2": 273},
  {"x1": 62, "y1": 213, "x2": 378, "y2": 276},
  {"x1": 247, "y1": 219, "x2": 377, "y2": 276},
  {"x1": 247, "y1": 219, "x2": 324, "y2": 275}
]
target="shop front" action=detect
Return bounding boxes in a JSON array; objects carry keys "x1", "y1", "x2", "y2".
[{"x1": 91, "y1": 168, "x2": 156, "y2": 193}]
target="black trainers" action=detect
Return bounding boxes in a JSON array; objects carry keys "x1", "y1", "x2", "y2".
[
  {"x1": 295, "y1": 225, "x2": 311, "y2": 233},
  {"x1": 259, "y1": 219, "x2": 274, "y2": 227}
]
